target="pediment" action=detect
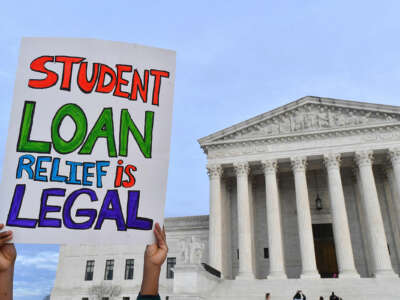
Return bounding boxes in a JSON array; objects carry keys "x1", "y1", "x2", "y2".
[{"x1": 198, "y1": 96, "x2": 400, "y2": 147}]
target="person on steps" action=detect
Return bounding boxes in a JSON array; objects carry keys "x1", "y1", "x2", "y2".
[{"x1": 293, "y1": 290, "x2": 306, "y2": 300}]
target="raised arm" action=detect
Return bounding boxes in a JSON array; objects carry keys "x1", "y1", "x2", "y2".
[
  {"x1": 0, "y1": 224, "x2": 16, "y2": 300},
  {"x1": 138, "y1": 223, "x2": 168, "y2": 299}
]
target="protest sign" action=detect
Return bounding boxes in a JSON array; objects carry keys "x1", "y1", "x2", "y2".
[{"x1": 0, "y1": 37, "x2": 176, "y2": 244}]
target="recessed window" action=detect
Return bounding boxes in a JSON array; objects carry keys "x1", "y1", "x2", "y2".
[
  {"x1": 82, "y1": 298, "x2": 89, "y2": 300},
  {"x1": 102, "y1": 298, "x2": 109, "y2": 300},
  {"x1": 264, "y1": 248, "x2": 269, "y2": 259},
  {"x1": 125, "y1": 259, "x2": 134, "y2": 280},
  {"x1": 123, "y1": 297, "x2": 130, "y2": 300},
  {"x1": 84, "y1": 260, "x2": 95, "y2": 281},
  {"x1": 166, "y1": 257, "x2": 176, "y2": 279},
  {"x1": 104, "y1": 259, "x2": 114, "y2": 280}
]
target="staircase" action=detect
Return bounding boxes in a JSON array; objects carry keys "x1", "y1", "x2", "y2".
[
  {"x1": 206, "y1": 277, "x2": 400, "y2": 300},
  {"x1": 169, "y1": 262, "x2": 400, "y2": 300}
]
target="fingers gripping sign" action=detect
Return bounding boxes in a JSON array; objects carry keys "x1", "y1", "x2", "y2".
[
  {"x1": 0, "y1": 224, "x2": 16, "y2": 273},
  {"x1": 0, "y1": 224, "x2": 16, "y2": 300},
  {"x1": 140, "y1": 223, "x2": 168, "y2": 296},
  {"x1": 145, "y1": 223, "x2": 168, "y2": 267}
]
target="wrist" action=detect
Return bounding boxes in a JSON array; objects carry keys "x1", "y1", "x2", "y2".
[
  {"x1": 0, "y1": 267, "x2": 14, "y2": 300},
  {"x1": 0, "y1": 264, "x2": 14, "y2": 274},
  {"x1": 141, "y1": 264, "x2": 161, "y2": 295},
  {"x1": 144, "y1": 262, "x2": 161, "y2": 272}
]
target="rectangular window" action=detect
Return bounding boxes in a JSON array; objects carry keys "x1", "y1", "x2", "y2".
[
  {"x1": 82, "y1": 298, "x2": 89, "y2": 300},
  {"x1": 125, "y1": 259, "x2": 134, "y2": 280},
  {"x1": 166, "y1": 257, "x2": 176, "y2": 279},
  {"x1": 264, "y1": 248, "x2": 269, "y2": 259},
  {"x1": 102, "y1": 298, "x2": 109, "y2": 300},
  {"x1": 104, "y1": 259, "x2": 114, "y2": 280},
  {"x1": 123, "y1": 297, "x2": 130, "y2": 300},
  {"x1": 84, "y1": 260, "x2": 95, "y2": 281}
]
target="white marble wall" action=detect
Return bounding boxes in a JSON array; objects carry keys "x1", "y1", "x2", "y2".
[{"x1": 51, "y1": 216, "x2": 209, "y2": 300}]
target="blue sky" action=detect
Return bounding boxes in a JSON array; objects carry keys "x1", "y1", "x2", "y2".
[{"x1": 1, "y1": 1, "x2": 400, "y2": 299}]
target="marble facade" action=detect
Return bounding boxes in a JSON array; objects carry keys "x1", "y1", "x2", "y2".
[{"x1": 52, "y1": 96, "x2": 400, "y2": 300}]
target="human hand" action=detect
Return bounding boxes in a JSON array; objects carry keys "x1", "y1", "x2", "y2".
[
  {"x1": 0, "y1": 224, "x2": 16, "y2": 273},
  {"x1": 140, "y1": 222, "x2": 168, "y2": 295},
  {"x1": 144, "y1": 223, "x2": 168, "y2": 268},
  {"x1": 0, "y1": 224, "x2": 15, "y2": 300}
]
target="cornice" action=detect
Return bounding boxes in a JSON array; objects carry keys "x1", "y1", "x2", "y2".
[
  {"x1": 164, "y1": 215, "x2": 209, "y2": 231},
  {"x1": 201, "y1": 123, "x2": 400, "y2": 154},
  {"x1": 198, "y1": 96, "x2": 400, "y2": 147}
]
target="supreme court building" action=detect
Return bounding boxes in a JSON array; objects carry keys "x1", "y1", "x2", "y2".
[{"x1": 51, "y1": 96, "x2": 400, "y2": 300}]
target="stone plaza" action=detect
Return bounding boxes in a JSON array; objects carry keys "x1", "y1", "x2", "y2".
[{"x1": 51, "y1": 96, "x2": 400, "y2": 299}]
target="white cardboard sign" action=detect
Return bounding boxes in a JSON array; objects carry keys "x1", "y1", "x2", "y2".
[{"x1": 0, "y1": 37, "x2": 176, "y2": 244}]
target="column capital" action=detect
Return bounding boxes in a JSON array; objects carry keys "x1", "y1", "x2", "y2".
[
  {"x1": 324, "y1": 153, "x2": 341, "y2": 170},
  {"x1": 291, "y1": 156, "x2": 307, "y2": 172},
  {"x1": 261, "y1": 159, "x2": 278, "y2": 174},
  {"x1": 355, "y1": 150, "x2": 374, "y2": 167},
  {"x1": 388, "y1": 148, "x2": 400, "y2": 164},
  {"x1": 234, "y1": 161, "x2": 250, "y2": 177},
  {"x1": 207, "y1": 164, "x2": 223, "y2": 179}
]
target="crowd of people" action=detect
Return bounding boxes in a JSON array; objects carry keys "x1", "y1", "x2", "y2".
[{"x1": 265, "y1": 291, "x2": 343, "y2": 300}]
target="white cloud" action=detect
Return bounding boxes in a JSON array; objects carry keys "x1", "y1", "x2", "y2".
[
  {"x1": 14, "y1": 280, "x2": 53, "y2": 298},
  {"x1": 14, "y1": 286, "x2": 43, "y2": 297},
  {"x1": 16, "y1": 251, "x2": 59, "y2": 271}
]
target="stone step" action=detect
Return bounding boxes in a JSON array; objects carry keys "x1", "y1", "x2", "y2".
[{"x1": 205, "y1": 278, "x2": 400, "y2": 300}]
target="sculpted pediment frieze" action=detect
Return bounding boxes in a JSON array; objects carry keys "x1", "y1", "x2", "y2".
[{"x1": 212, "y1": 102, "x2": 400, "y2": 142}]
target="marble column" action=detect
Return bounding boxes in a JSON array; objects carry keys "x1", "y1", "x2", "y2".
[
  {"x1": 207, "y1": 164, "x2": 223, "y2": 271},
  {"x1": 261, "y1": 159, "x2": 287, "y2": 279},
  {"x1": 354, "y1": 150, "x2": 396, "y2": 277},
  {"x1": 383, "y1": 164, "x2": 400, "y2": 271},
  {"x1": 388, "y1": 148, "x2": 400, "y2": 232},
  {"x1": 222, "y1": 179, "x2": 234, "y2": 278},
  {"x1": 291, "y1": 157, "x2": 320, "y2": 279},
  {"x1": 324, "y1": 154, "x2": 359, "y2": 278},
  {"x1": 353, "y1": 169, "x2": 373, "y2": 276},
  {"x1": 234, "y1": 161, "x2": 255, "y2": 279}
]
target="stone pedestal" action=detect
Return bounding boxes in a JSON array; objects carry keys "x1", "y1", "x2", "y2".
[{"x1": 173, "y1": 264, "x2": 220, "y2": 295}]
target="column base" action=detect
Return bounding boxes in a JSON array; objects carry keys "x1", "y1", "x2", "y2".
[
  {"x1": 339, "y1": 270, "x2": 360, "y2": 279},
  {"x1": 235, "y1": 272, "x2": 255, "y2": 280},
  {"x1": 374, "y1": 269, "x2": 398, "y2": 279},
  {"x1": 267, "y1": 271, "x2": 287, "y2": 279},
  {"x1": 300, "y1": 271, "x2": 320, "y2": 279}
]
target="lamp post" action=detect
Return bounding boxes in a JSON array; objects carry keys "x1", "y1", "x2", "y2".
[{"x1": 314, "y1": 170, "x2": 323, "y2": 210}]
